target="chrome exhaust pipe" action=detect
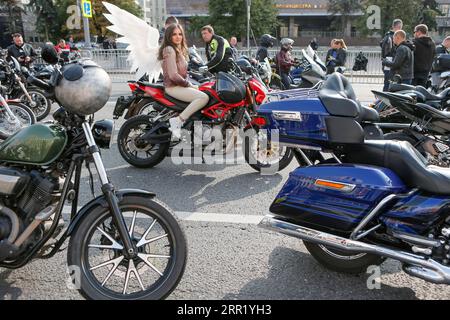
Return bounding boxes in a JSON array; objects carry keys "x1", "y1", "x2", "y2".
[{"x1": 259, "y1": 215, "x2": 450, "y2": 285}]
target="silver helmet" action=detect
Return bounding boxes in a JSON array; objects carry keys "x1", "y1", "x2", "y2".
[
  {"x1": 280, "y1": 38, "x2": 294, "y2": 50},
  {"x1": 55, "y1": 60, "x2": 112, "y2": 116}
]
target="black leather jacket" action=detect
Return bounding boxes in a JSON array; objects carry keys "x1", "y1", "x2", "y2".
[
  {"x1": 383, "y1": 41, "x2": 415, "y2": 80},
  {"x1": 7, "y1": 43, "x2": 37, "y2": 66}
]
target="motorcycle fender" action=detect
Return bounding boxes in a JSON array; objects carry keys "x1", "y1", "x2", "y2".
[{"x1": 66, "y1": 189, "x2": 156, "y2": 235}]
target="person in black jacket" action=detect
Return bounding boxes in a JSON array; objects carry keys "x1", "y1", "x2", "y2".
[
  {"x1": 436, "y1": 37, "x2": 450, "y2": 55},
  {"x1": 6, "y1": 33, "x2": 37, "y2": 67},
  {"x1": 380, "y1": 19, "x2": 403, "y2": 91},
  {"x1": 256, "y1": 34, "x2": 276, "y2": 62},
  {"x1": 412, "y1": 24, "x2": 436, "y2": 87},
  {"x1": 382, "y1": 30, "x2": 415, "y2": 85},
  {"x1": 201, "y1": 25, "x2": 233, "y2": 74}
]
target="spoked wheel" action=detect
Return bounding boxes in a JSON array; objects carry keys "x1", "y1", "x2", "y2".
[
  {"x1": 68, "y1": 196, "x2": 187, "y2": 300},
  {"x1": 117, "y1": 115, "x2": 170, "y2": 168},
  {"x1": 303, "y1": 241, "x2": 384, "y2": 274},
  {"x1": 244, "y1": 127, "x2": 294, "y2": 173},
  {"x1": 19, "y1": 89, "x2": 51, "y2": 121},
  {"x1": 0, "y1": 102, "x2": 36, "y2": 140}
]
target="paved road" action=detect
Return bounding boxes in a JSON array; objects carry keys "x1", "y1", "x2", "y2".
[{"x1": 2, "y1": 84, "x2": 450, "y2": 300}]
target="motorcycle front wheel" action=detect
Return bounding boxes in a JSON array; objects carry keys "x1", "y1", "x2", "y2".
[
  {"x1": 0, "y1": 102, "x2": 36, "y2": 140},
  {"x1": 19, "y1": 89, "x2": 51, "y2": 120},
  {"x1": 67, "y1": 195, "x2": 187, "y2": 300}
]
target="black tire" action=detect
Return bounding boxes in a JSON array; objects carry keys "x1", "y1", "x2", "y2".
[
  {"x1": 19, "y1": 89, "x2": 51, "y2": 121},
  {"x1": 303, "y1": 241, "x2": 384, "y2": 274},
  {"x1": 67, "y1": 196, "x2": 187, "y2": 300},
  {"x1": 383, "y1": 132, "x2": 426, "y2": 156},
  {"x1": 243, "y1": 127, "x2": 294, "y2": 173},
  {"x1": 117, "y1": 115, "x2": 170, "y2": 168},
  {"x1": 0, "y1": 102, "x2": 36, "y2": 140},
  {"x1": 136, "y1": 99, "x2": 163, "y2": 117}
]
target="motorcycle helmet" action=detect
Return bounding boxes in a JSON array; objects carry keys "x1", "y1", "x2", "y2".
[
  {"x1": 40, "y1": 44, "x2": 112, "y2": 116},
  {"x1": 236, "y1": 58, "x2": 253, "y2": 75},
  {"x1": 216, "y1": 72, "x2": 246, "y2": 104},
  {"x1": 260, "y1": 34, "x2": 276, "y2": 48},
  {"x1": 54, "y1": 60, "x2": 112, "y2": 115},
  {"x1": 280, "y1": 38, "x2": 294, "y2": 50}
]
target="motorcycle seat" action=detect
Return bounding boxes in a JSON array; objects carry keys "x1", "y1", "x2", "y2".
[
  {"x1": 319, "y1": 73, "x2": 380, "y2": 122},
  {"x1": 348, "y1": 140, "x2": 450, "y2": 195},
  {"x1": 416, "y1": 87, "x2": 450, "y2": 101},
  {"x1": 137, "y1": 81, "x2": 165, "y2": 91}
]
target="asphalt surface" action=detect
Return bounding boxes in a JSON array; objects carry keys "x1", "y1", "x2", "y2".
[{"x1": 2, "y1": 83, "x2": 450, "y2": 300}]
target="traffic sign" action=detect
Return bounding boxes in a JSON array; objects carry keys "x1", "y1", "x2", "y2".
[{"x1": 81, "y1": 0, "x2": 92, "y2": 18}]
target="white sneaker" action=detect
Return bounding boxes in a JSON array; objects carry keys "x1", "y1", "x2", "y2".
[{"x1": 169, "y1": 117, "x2": 183, "y2": 140}]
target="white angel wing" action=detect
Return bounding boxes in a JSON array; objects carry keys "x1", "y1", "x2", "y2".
[{"x1": 103, "y1": 1, "x2": 161, "y2": 82}]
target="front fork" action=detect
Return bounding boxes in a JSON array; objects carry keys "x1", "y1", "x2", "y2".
[{"x1": 82, "y1": 122, "x2": 137, "y2": 258}]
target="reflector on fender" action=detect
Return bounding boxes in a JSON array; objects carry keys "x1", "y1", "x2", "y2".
[{"x1": 314, "y1": 179, "x2": 356, "y2": 192}]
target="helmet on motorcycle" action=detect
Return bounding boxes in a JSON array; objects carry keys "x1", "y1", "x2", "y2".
[
  {"x1": 260, "y1": 34, "x2": 276, "y2": 48},
  {"x1": 280, "y1": 38, "x2": 294, "y2": 50},
  {"x1": 54, "y1": 60, "x2": 112, "y2": 116},
  {"x1": 236, "y1": 58, "x2": 253, "y2": 75}
]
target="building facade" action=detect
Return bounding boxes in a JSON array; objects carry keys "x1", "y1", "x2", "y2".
[
  {"x1": 165, "y1": 0, "x2": 368, "y2": 45},
  {"x1": 135, "y1": 0, "x2": 167, "y2": 29},
  {"x1": 436, "y1": 0, "x2": 450, "y2": 37}
]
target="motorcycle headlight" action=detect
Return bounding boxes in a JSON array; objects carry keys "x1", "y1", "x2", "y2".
[{"x1": 92, "y1": 119, "x2": 114, "y2": 149}]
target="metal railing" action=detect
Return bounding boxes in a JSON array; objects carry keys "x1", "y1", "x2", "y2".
[{"x1": 34, "y1": 48, "x2": 385, "y2": 84}]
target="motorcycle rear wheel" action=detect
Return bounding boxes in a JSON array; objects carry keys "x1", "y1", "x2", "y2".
[
  {"x1": 117, "y1": 115, "x2": 170, "y2": 168},
  {"x1": 303, "y1": 241, "x2": 384, "y2": 274}
]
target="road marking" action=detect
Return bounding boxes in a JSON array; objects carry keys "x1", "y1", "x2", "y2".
[{"x1": 62, "y1": 206, "x2": 264, "y2": 225}]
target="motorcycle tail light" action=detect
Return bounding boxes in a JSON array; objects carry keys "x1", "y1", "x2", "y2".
[{"x1": 253, "y1": 116, "x2": 267, "y2": 127}]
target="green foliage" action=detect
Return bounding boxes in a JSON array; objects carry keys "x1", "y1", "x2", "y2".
[
  {"x1": 327, "y1": 0, "x2": 363, "y2": 35},
  {"x1": 358, "y1": 0, "x2": 442, "y2": 35},
  {"x1": 207, "y1": 0, "x2": 279, "y2": 40},
  {"x1": 28, "y1": 0, "x2": 60, "y2": 41},
  {"x1": 27, "y1": 0, "x2": 142, "y2": 42}
]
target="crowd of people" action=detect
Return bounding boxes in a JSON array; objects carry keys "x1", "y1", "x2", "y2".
[{"x1": 381, "y1": 18, "x2": 450, "y2": 91}]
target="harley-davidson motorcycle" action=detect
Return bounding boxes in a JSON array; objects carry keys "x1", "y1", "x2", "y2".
[
  {"x1": 0, "y1": 46, "x2": 186, "y2": 300},
  {"x1": 256, "y1": 72, "x2": 450, "y2": 285}
]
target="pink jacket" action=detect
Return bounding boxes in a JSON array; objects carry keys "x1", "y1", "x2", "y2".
[{"x1": 162, "y1": 46, "x2": 189, "y2": 87}]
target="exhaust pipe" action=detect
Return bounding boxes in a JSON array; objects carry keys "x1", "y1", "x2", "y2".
[{"x1": 259, "y1": 215, "x2": 450, "y2": 285}]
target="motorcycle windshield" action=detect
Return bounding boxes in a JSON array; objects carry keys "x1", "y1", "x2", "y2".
[{"x1": 301, "y1": 49, "x2": 326, "y2": 82}]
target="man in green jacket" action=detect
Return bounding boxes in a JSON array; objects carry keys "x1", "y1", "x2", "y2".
[{"x1": 201, "y1": 25, "x2": 233, "y2": 74}]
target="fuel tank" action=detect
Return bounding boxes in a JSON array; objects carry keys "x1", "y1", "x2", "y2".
[{"x1": 0, "y1": 124, "x2": 68, "y2": 166}]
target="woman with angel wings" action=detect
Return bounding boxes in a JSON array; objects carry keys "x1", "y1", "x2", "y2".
[
  {"x1": 159, "y1": 24, "x2": 209, "y2": 139},
  {"x1": 103, "y1": 2, "x2": 209, "y2": 139}
]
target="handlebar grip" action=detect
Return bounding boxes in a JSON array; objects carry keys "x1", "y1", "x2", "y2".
[{"x1": 27, "y1": 75, "x2": 53, "y2": 91}]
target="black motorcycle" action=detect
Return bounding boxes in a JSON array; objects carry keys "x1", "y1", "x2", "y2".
[
  {"x1": 0, "y1": 54, "x2": 51, "y2": 121},
  {"x1": 0, "y1": 47, "x2": 187, "y2": 300}
]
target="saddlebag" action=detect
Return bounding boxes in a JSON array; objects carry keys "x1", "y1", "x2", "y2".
[{"x1": 270, "y1": 164, "x2": 407, "y2": 233}]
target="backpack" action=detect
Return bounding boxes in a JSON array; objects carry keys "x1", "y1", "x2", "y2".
[{"x1": 352, "y1": 52, "x2": 368, "y2": 71}]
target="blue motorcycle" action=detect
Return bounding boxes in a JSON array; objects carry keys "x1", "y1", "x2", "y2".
[{"x1": 256, "y1": 72, "x2": 450, "y2": 284}]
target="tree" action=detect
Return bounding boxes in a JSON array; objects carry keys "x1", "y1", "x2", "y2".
[
  {"x1": 2, "y1": 0, "x2": 23, "y2": 36},
  {"x1": 28, "y1": 0, "x2": 60, "y2": 41},
  {"x1": 50, "y1": 0, "x2": 142, "y2": 42},
  {"x1": 208, "y1": 0, "x2": 279, "y2": 42},
  {"x1": 358, "y1": 0, "x2": 440, "y2": 35},
  {"x1": 328, "y1": 0, "x2": 363, "y2": 37}
]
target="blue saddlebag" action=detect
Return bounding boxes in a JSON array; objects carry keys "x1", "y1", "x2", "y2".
[{"x1": 270, "y1": 164, "x2": 407, "y2": 233}]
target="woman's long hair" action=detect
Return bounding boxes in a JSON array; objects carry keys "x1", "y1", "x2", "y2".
[
  {"x1": 335, "y1": 39, "x2": 347, "y2": 50},
  {"x1": 158, "y1": 23, "x2": 188, "y2": 61}
]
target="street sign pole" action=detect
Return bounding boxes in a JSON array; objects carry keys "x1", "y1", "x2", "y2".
[{"x1": 78, "y1": 0, "x2": 92, "y2": 49}]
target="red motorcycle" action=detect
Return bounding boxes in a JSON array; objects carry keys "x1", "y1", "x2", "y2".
[{"x1": 116, "y1": 71, "x2": 294, "y2": 171}]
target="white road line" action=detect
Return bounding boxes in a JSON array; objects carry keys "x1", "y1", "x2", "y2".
[{"x1": 62, "y1": 206, "x2": 263, "y2": 225}]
